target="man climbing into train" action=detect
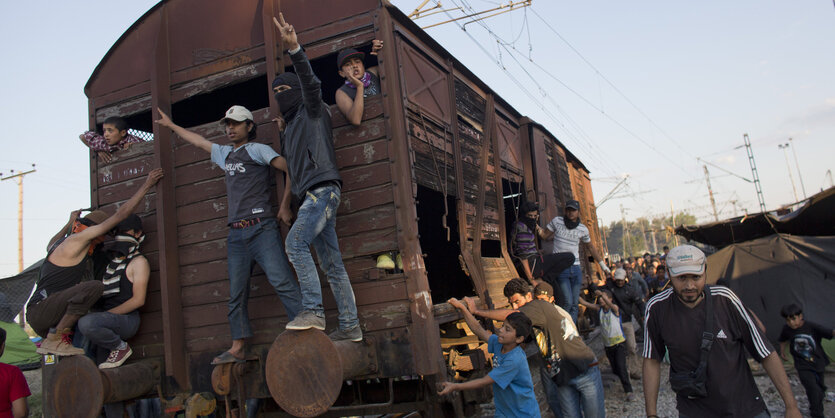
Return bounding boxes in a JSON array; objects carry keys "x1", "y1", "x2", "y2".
[
  {"x1": 26, "y1": 169, "x2": 163, "y2": 356},
  {"x1": 271, "y1": 13, "x2": 362, "y2": 342}
]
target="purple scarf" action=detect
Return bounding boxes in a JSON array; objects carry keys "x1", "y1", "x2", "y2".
[{"x1": 344, "y1": 72, "x2": 372, "y2": 89}]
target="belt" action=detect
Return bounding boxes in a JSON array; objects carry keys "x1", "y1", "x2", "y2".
[
  {"x1": 308, "y1": 180, "x2": 340, "y2": 194},
  {"x1": 588, "y1": 361, "x2": 599, "y2": 367},
  {"x1": 230, "y1": 217, "x2": 262, "y2": 229}
]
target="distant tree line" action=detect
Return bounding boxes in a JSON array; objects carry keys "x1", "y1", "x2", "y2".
[{"x1": 600, "y1": 212, "x2": 697, "y2": 259}]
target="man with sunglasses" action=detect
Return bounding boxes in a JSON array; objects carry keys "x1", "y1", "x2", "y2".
[{"x1": 26, "y1": 169, "x2": 163, "y2": 356}]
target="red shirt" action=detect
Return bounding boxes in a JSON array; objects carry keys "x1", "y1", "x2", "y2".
[{"x1": 0, "y1": 362, "x2": 30, "y2": 418}]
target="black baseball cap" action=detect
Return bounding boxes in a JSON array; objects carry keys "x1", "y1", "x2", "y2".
[
  {"x1": 337, "y1": 48, "x2": 364, "y2": 69},
  {"x1": 565, "y1": 199, "x2": 580, "y2": 210}
]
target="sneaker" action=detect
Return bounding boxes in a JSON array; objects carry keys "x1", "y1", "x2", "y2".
[
  {"x1": 36, "y1": 329, "x2": 85, "y2": 356},
  {"x1": 329, "y1": 325, "x2": 363, "y2": 342},
  {"x1": 286, "y1": 311, "x2": 326, "y2": 331},
  {"x1": 625, "y1": 392, "x2": 635, "y2": 402},
  {"x1": 99, "y1": 344, "x2": 133, "y2": 369}
]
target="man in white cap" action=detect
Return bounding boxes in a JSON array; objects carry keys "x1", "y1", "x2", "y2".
[
  {"x1": 155, "y1": 105, "x2": 302, "y2": 365},
  {"x1": 642, "y1": 245, "x2": 801, "y2": 418}
]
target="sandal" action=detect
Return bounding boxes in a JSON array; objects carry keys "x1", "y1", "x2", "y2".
[{"x1": 211, "y1": 350, "x2": 245, "y2": 365}]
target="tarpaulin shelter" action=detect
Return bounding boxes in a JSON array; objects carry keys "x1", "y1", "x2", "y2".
[
  {"x1": 0, "y1": 260, "x2": 42, "y2": 369},
  {"x1": 677, "y1": 186, "x2": 835, "y2": 248},
  {"x1": 705, "y1": 234, "x2": 835, "y2": 343},
  {"x1": 0, "y1": 321, "x2": 39, "y2": 370}
]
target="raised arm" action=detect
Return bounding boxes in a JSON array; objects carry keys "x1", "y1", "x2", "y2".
[
  {"x1": 51, "y1": 169, "x2": 163, "y2": 264},
  {"x1": 47, "y1": 209, "x2": 81, "y2": 251},
  {"x1": 154, "y1": 108, "x2": 213, "y2": 153},
  {"x1": 335, "y1": 86, "x2": 364, "y2": 126},
  {"x1": 274, "y1": 14, "x2": 323, "y2": 118},
  {"x1": 448, "y1": 298, "x2": 491, "y2": 343},
  {"x1": 464, "y1": 296, "x2": 515, "y2": 322}
]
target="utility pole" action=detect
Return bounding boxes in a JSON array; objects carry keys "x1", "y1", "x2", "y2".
[
  {"x1": 703, "y1": 165, "x2": 719, "y2": 222},
  {"x1": 1, "y1": 165, "x2": 36, "y2": 273},
  {"x1": 598, "y1": 218, "x2": 610, "y2": 258},
  {"x1": 729, "y1": 200, "x2": 739, "y2": 217},
  {"x1": 788, "y1": 138, "x2": 807, "y2": 199},
  {"x1": 670, "y1": 201, "x2": 679, "y2": 246},
  {"x1": 744, "y1": 133, "x2": 767, "y2": 213},
  {"x1": 620, "y1": 204, "x2": 631, "y2": 257},
  {"x1": 778, "y1": 143, "x2": 799, "y2": 203},
  {"x1": 650, "y1": 228, "x2": 658, "y2": 254},
  {"x1": 638, "y1": 219, "x2": 649, "y2": 254},
  {"x1": 1, "y1": 164, "x2": 36, "y2": 327}
]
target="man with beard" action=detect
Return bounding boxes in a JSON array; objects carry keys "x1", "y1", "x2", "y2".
[
  {"x1": 510, "y1": 201, "x2": 575, "y2": 306},
  {"x1": 26, "y1": 170, "x2": 163, "y2": 356},
  {"x1": 271, "y1": 14, "x2": 360, "y2": 342},
  {"x1": 540, "y1": 199, "x2": 609, "y2": 323},
  {"x1": 643, "y1": 245, "x2": 801, "y2": 418},
  {"x1": 155, "y1": 105, "x2": 302, "y2": 364}
]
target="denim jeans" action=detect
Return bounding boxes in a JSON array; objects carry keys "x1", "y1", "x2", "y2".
[
  {"x1": 285, "y1": 184, "x2": 358, "y2": 330},
  {"x1": 228, "y1": 218, "x2": 302, "y2": 339},
  {"x1": 557, "y1": 265, "x2": 583, "y2": 324},
  {"x1": 539, "y1": 364, "x2": 564, "y2": 418},
  {"x1": 77, "y1": 311, "x2": 140, "y2": 351},
  {"x1": 556, "y1": 365, "x2": 605, "y2": 418}
]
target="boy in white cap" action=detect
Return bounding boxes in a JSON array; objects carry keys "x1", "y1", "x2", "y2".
[
  {"x1": 642, "y1": 245, "x2": 800, "y2": 418},
  {"x1": 155, "y1": 106, "x2": 302, "y2": 365}
]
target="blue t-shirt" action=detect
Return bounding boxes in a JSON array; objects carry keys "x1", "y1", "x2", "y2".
[
  {"x1": 210, "y1": 142, "x2": 280, "y2": 223},
  {"x1": 487, "y1": 334, "x2": 540, "y2": 418}
]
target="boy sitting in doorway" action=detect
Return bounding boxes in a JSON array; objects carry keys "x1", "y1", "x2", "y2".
[
  {"x1": 334, "y1": 40, "x2": 383, "y2": 126},
  {"x1": 79, "y1": 116, "x2": 144, "y2": 164}
]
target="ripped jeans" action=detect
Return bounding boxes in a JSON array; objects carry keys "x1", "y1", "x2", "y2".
[{"x1": 285, "y1": 183, "x2": 359, "y2": 331}]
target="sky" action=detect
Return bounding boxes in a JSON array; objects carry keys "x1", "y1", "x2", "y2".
[{"x1": 1, "y1": 1, "x2": 833, "y2": 277}]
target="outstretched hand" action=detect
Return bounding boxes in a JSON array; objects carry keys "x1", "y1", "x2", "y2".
[
  {"x1": 462, "y1": 296, "x2": 477, "y2": 313},
  {"x1": 370, "y1": 39, "x2": 384, "y2": 55},
  {"x1": 143, "y1": 168, "x2": 164, "y2": 188},
  {"x1": 447, "y1": 298, "x2": 465, "y2": 311},
  {"x1": 437, "y1": 381, "x2": 456, "y2": 396},
  {"x1": 154, "y1": 107, "x2": 174, "y2": 129},
  {"x1": 273, "y1": 13, "x2": 299, "y2": 51}
]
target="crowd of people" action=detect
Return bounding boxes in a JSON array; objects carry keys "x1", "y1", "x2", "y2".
[{"x1": 442, "y1": 198, "x2": 831, "y2": 417}]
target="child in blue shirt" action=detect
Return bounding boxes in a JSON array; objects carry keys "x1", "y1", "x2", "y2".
[{"x1": 440, "y1": 298, "x2": 540, "y2": 417}]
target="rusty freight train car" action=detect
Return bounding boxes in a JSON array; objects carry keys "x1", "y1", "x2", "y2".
[{"x1": 43, "y1": 0, "x2": 602, "y2": 416}]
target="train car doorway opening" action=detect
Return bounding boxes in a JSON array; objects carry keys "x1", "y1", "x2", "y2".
[{"x1": 416, "y1": 185, "x2": 475, "y2": 304}]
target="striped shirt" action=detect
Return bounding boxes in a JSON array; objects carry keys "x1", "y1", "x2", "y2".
[
  {"x1": 643, "y1": 285, "x2": 772, "y2": 417},
  {"x1": 545, "y1": 217, "x2": 590, "y2": 265}
]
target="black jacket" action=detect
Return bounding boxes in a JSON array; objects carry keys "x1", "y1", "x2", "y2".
[
  {"x1": 606, "y1": 283, "x2": 646, "y2": 322},
  {"x1": 282, "y1": 49, "x2": 342, "y2": 199}
]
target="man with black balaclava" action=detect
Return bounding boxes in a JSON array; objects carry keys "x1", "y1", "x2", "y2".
[
  {"x1": 26, "y1": 170, "x2": 163, "y2": 357},
  {"x1": 271, "y1": 13, "x2": 361, "y2": 342},
  {"x1": 76, "y1": 214, "x2": 149, "y2": 370},
  {"x1": 539, "y1": 199, "x2": 610, "y2": 324}
]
